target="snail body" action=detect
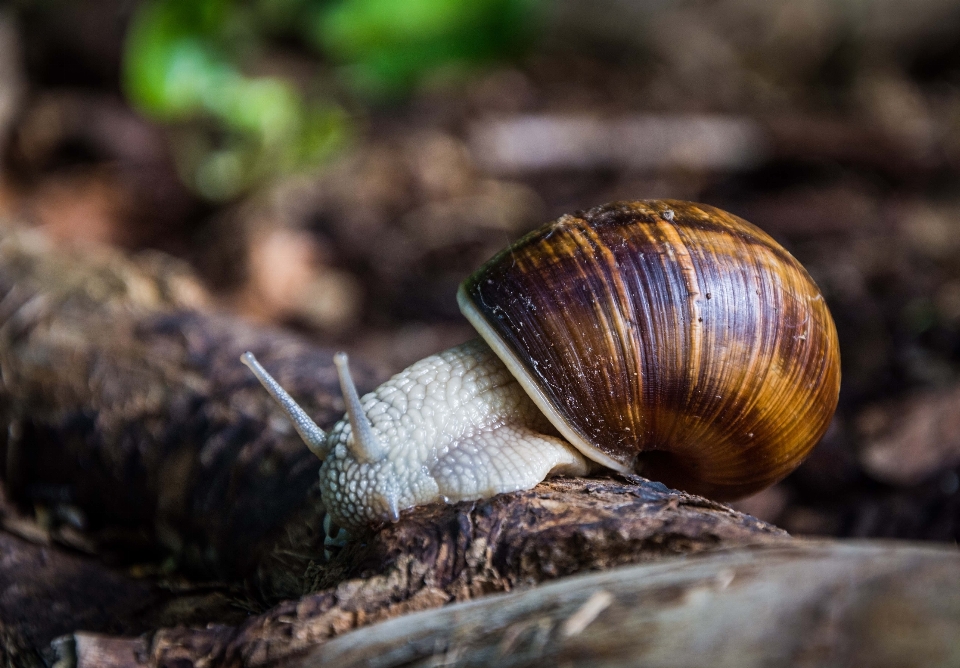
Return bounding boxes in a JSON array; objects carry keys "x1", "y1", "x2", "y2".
[{"x1": 244, "y1": 200, "x2": 841, "y2": 529}]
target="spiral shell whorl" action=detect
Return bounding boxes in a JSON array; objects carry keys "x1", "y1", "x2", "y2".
[{"x1": 459, "y1": 200, "x2": 841, "y2": 500}]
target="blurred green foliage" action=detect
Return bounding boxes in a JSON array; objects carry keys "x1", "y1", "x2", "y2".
[
  {"x1": 313, "y1": 0, "x2": 541, "y2": 95},
  {"x1": 124, "y1": 0, "x2": 541, "y2": 200},
  {"x1": 125, "y1": 0, "x2": 348, "y2": 200}
]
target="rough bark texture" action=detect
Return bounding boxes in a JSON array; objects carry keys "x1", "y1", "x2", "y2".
[
  {"x1": 296, "y1": 541, "x2": 960, "y2": 668},
  {"x1": 128, "y1": 475, "x2": 788, "y2": 667},
  {"x1": 63, "y1": 539, "x2": 960, "y2": 667},
  {"x1": 0, "y1": 530, "x2": 247, "y2": 668},
  {"x1": 0, "y1": 226, "x2": 381, "y2": 584}
]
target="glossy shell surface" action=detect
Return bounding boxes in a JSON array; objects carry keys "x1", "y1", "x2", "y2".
[{"x1": 458, "y1": 200, "x2": 841, "y2": 499}]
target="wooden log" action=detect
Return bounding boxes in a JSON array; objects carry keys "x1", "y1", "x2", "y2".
[
  {"x1": 297, "y1": 541, "x2": 960, "y2": 668},
  {"x1": 0, "y1": 226, "x2": 380, "y2": 585},
  {"x1": 0, "y1": 223, "x2": 787, "y2": 581},
  {"x1": 130, "y1": 475, "x2": 787, "y2": 667},
  {"x1": 66, "y1": 541, "x2": 960, "y2": 667},
  {"x1": 0, "y1": 529, "x2": 247, "y2": 668},
  {"x1": 5, "y1": 472, "x2": 793, "y2": 667},
  {"x1": 28, "y1": 471, "x2": 791, "y2": 667}
]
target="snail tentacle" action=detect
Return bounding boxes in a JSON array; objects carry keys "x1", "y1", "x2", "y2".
[
  {"x1": 241, "y1": 352, "x2": 329, "y2": 459},
  {"x1": 334, "y1": 352, "x2": 386, "y2": 464}
]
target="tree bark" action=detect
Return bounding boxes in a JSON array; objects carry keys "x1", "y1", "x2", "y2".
[
  {"x1": 128, "y1": 475, "x2": 788, "y2": 667},
  {"x1": 0, "y1": 226, "x2": 382, "y2": 587},
  {"x1": 62, "y1": 539, "x2": 960, "y2": 667},
  {"x1": 293, "y1": 541, "x2": 960, "y2": 668},
  {"x1": 0, "y1": 530, "x2": 247, "y2": 668}
]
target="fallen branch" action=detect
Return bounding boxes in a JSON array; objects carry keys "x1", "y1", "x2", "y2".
[
  {"x1": 0, "y1": 225, "x2": 379, "y2": 589},
  {"x1": 295, "y1": 541, "x2": 960, "y2": 668},
  {"x1": 0, "y1": 529, "x2": 248, "y2": 668},
  {"x1": 65, "y1": 475, "x2": 789, "y2": 667}
]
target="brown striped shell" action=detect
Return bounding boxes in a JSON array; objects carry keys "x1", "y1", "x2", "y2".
[{"x1": 457, "y1": 200, "x2": 841, "y2": 500}]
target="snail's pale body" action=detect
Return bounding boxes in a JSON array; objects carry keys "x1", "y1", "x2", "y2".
[
  {"x1": 244, "y1": 200, "x2": 841, "y2": 531},
  {"x1": 317, "y1": 339, "x2": 587, "y2": 527}
]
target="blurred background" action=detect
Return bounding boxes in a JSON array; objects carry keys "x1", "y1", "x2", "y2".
[{"x1": 1, "y1": 0, "x2": 959, "y2": 542}]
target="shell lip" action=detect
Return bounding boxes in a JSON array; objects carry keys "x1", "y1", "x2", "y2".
[{"x1": 457, "y1": 284, "x2": 631, "y2": 474}]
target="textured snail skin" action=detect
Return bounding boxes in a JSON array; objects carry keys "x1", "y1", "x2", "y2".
[
  {"x1": 318, "y1": 340, "x2": 588, "y2": 528},
  {"x1": 460, "y1": 199, "x2": 841, "y2": 500}
]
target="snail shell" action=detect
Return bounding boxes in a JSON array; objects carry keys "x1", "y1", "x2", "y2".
[{"x1": 458, "y1": 199, "x2": 841, "y2": 500}]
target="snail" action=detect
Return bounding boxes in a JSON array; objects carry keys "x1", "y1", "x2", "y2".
[{"x1": 242, "y1": 200, "x2": 841, "y2": 530}]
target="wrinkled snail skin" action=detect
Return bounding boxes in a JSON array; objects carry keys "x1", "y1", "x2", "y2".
[
  {"x1": 243, "y1": 199, "x2": 841, "y2": 529},
  {"x1": 316, "y1": 340, "x2": 588, "y2": 528}
]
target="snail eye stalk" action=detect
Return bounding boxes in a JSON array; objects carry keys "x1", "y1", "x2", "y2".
[
  {"x1": 333, "y1": 352, "x2": 386, "y2": 464},
  {"x1": 241, "y1": 352, "x2": 329, "y2": 459}
]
